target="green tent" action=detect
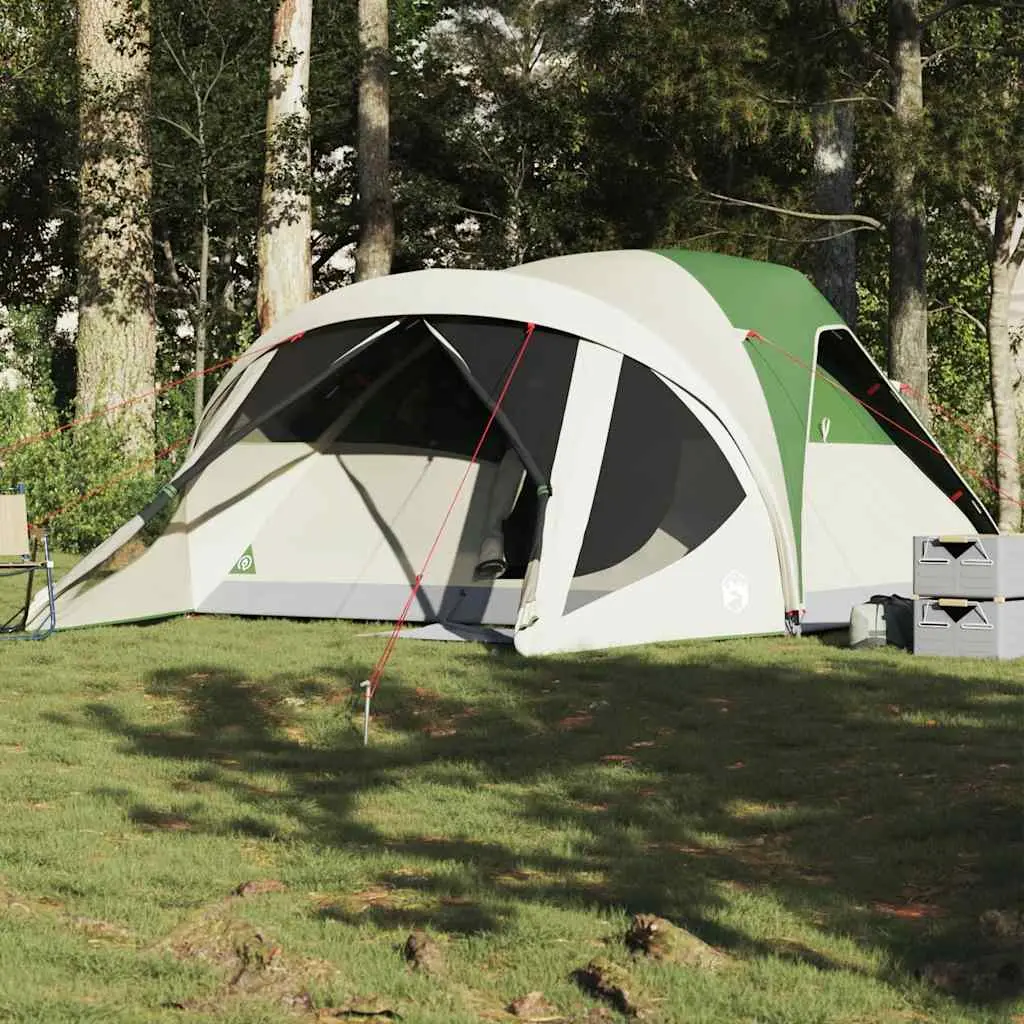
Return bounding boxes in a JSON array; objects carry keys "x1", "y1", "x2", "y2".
[{"x1": 28, "y1": 249, "x2": 995, "y2": 652}]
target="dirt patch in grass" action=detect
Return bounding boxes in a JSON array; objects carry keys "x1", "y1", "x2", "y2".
[
  {"x1": 556, "y1": 713, "x2": 594, "y2": 731},
  {"x1": 405, "y1": 689, "x2": 481, "y2": 738},
  {"x1": 2, "y1": 883, "x2": 139, "y2": 948},
  {"x1": 872, "y1": 901, "x2": 947, "y2": 920},
  {"x1": 129, "y1": 807, "x2": 194, "y2": 831},
  {"x1": 491, "y1": 867, "x2": 559, "y2": 888},
  {"x1": 507, "y1": 990, "x2": 566, "y2": 1021},
  {"x1": 915, "y1": 952, "x2": 1024, "y2": 1002},
  {"x1": 235, "y1": 879, "x2": 288, "y2": 898},
  {"x1": 0, "y1": 886, "x2": 65, "y2": 916},
  {"x1": 337, "y1": 885, "x2": 401, "y2": 913},
  {"x1": 69, "y1": 915, "x2": 136, "y2": 945},
  {"x1": 158, "y1": 898, "x2": 335, "y2": 1015},
  {"x1": 403, "y1": 929, "x2": 445, "y2": 974},
  {"x1": 624, "y1": 913, "x2": 730, "y2": 970},
  {"x1": 571, "y1": 958, "x2": 646, "y2": 1018},
  {"x1": 315, "y1": 996, "x2": 402, "y2": 1020}
]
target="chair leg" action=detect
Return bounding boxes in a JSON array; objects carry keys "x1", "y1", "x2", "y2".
[
  {"x1": 18, "y1": 534, "x2": 39, "y2": 632},
  {"x1": 41, "y1": 533, "x2": 56, "y2": 637}
]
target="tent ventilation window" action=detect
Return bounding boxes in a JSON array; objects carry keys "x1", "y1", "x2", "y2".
[
  {"x1": 210, "y1": 318, "x2": 398, "y2": 446},
  {"x1": 333, "y1": 334, "x2": 507, "y2": 461},
  {"x1": 815, "y1": 328, "x2": 992, "y2": 533},
  {"x1": 567, "y1": 359, "x2": 745, "y2": 610}
]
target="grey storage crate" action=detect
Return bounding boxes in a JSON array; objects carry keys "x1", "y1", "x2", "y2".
[
  {"x1": 913, "y1": 534, "x2": 1024, "y2": 599},
  {"x1": 913, "y1": 598, "x2": 1024, "y2": 660}
]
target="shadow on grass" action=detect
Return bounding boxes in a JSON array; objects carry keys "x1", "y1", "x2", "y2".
[{"x1": 77, "y1": 640, "x2": 1023, "y2": 1005}]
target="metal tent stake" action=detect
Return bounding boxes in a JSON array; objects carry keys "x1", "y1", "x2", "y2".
[{"x1": 360, "y1": 680, "x2": 372, "y2": 746}]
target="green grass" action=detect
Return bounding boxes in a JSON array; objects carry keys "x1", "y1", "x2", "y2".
[{"x1": 0, "y1": 582, "x2": 1021, "y2": 1022}]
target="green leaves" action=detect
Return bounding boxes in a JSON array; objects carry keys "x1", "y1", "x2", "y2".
[{"x1": 0, "y1": 0, "x2": 76, "y2": 310}]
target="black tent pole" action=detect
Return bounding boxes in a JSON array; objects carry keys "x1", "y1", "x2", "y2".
[{"x1": 137, "y1": 319, "x2": 407, "y2": 524}]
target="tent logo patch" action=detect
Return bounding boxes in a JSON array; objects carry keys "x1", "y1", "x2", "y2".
[
  {"x1": 721, "y1": 570, "x2": 749, "y2": 614},
  {"x1": 230, "y1": 545, "x2": 256, "y2": 575}
]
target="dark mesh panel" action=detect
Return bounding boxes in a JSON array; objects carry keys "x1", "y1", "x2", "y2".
[
  {"x1": 229, "y1": 321, "x2": 505, "y2": 459},
  {"x1": 816, "y1": 329, "x2": 994, "y2": 533},
  {"x1": 428, "y1": 319, "x2": 578, "y2": 482},
  {"x1": 218, "y1": 318, "x2": 395, "y2": 441},
  {"x1": 574, "y1": 359, "x2": 745, "y2": 579},
  {"x1": 333, "y1": 325, "x2": 505, "y2": 460}
]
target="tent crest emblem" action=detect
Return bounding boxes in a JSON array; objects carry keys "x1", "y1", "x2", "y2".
[
  {"x1": 230, "y1": 545, "x2": 256, "y2": 575},
  {"x1": 722, "y1": 570, "x2": 750, "y2": 614}
]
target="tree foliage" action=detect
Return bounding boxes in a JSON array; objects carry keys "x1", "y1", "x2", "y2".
[{"x1": 0, "y1": 0, "x2": 1021, "y2": 527}]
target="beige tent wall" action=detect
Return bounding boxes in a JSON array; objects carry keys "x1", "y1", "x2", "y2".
[
  {"x1": 40, "y1": 520, "x2": 193, "y2": 629},
  {"x1": 183, "y1": 442, "x2": 315, "y2": 604},
  {"x1": 195, "y1": 446, "x2": 523, "y2": 622},
  {"x1": 801, "y1": 442, "x2": 978, "y2": 626}
]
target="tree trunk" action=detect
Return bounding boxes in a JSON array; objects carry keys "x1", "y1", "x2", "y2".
[
  {"x1": 987, "y1": 197, "x2": 1022, "y2": 532},
  {"x1": 812, "y1": 0, "x2": 858, "y2": 329},
  {"x1": 887, "y1": 0, "x2": 929, "y2": 426},
  {"x1": 812, "y1": 100, "x2": 858, "y2": 328},
  {"x1": 77, "y1": 0, "x2": 157, "y2": 453},
  {"x1": 257, "y1": 0, "x2": 313, "y2": 333},
  {"x1": 195, "y1": 172, "x2": 210, "y2": 429},
  {"x1": 194, "y1": 66, "x2": 212, "y2": 429},
  {"x1": 355, "y1": 0, "x2": 394, "y2": 281}
]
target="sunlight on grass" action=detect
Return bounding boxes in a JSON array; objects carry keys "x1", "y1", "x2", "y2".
[{"x1": 0, "y1": 606, "x2": 1020, "y2": 1022}]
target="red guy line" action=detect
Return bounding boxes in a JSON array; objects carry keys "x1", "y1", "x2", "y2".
[
  {"x1": 745, "y1": 332, "x2": 1024, "y2": 509},
  {"x1": 893, "y1": 379, "x2": 1024, "y2": 475},
  {"x1": 32, "y1": 436, "x2": 191, "y2": 528},
  {"x1": 367, "y1": 322, "x2": 538, "y2": 699},
  {"x1": 0, "y1": 331, "x2": 304, "y2": 461}
]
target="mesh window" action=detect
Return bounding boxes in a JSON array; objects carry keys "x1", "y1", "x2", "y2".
[
  {"x1": 428, "y1": 319, "x2": 578, "y2": 482},
  {"x1": 235, "y1": 320, "x2": 508, "y2": 460},
  {"x1": 335, "y1": 330, "x2": 506, "y2": 461},
  {"x1": 572, "y1": 359, "x2": 745, "y2": 590},
  {"x1": 216, "y1": 318, "x2": 396, "y2": 443},
  {"x1": 815, "y1": 329, "x2": 994, "y2": 533}
]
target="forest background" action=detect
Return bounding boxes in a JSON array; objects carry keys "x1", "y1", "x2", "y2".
[{"x1": 3, "y1": 0, "x2": 1024, "y2": 552}]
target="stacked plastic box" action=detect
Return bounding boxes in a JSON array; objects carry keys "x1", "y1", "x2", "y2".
[{"x1": 913, "y1": 535, "x2": 1024, "y2": 659}]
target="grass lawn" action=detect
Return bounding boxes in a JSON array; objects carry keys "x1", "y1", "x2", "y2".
[{"x1": 0, "y1": 568, "x2": 1021, "y2": 1023}]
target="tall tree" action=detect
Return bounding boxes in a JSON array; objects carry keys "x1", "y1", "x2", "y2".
[
  {"x1": 977, "y1": 196, "x2": 1024, "y2": 530},
  {"x1": 414, "y1": 0, "x2": 592, "y2": 268},
  {"x1": 77, "y1": 0, "x2": 157, "y2": 451},
  {"x1": 0, "y1": 0, "x2": 76, "y2": 408},
  {"x1": 152, "y1": 0, "x2": 270, "y2": 426},
  {"x1": 832, "y1": 0, "x2": 992, "y2": 427},
  {"x1": 812, "y1": 101, "x2": 859, "y2": 327},
  {"x1": 812, "y1": 0, "x2": 859, "y2": 328},
  {"x1": 256, "y1": 0, "x2": 312, "y2": 332},
  {"x1": 887, "y1": 0, "x2": 928, "y2": 424},
  {"x1": 935, "y1": 6, "x2": 1024, "y2": 530},
  {"x1": 355, "y1": 0, "x2": 394, "y2": 280},
  {"x1": 0, "y1": 0, "x2": 76, "y2": 314}
]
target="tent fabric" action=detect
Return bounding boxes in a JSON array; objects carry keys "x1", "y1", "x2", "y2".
[
  {"x1": 27, "y1": 249, "x2": 997, "y2": 655},
  {"x1": 427, "y1": 318, "x2": 578, "y2": 483},
  {"x1": 655, "y1": 251, "x2": 992, "y2": 536},
  {"x1": 506, "y1": 250, "x2": 805, "y2": 611},
  {"x1": 655, "y1": 249, "x2": 838, "y2": 571}
]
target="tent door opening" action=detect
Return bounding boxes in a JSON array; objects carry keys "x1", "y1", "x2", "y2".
[{"x1": 235, "y1": 317, "x2": 549, "y2": 627}]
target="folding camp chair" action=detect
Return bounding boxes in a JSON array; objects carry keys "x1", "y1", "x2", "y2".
[{"x1": 0, "y1": 486, "x2": 56, "y2": 639}]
